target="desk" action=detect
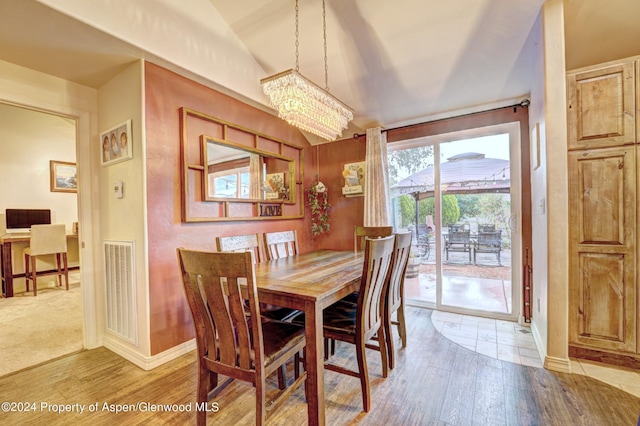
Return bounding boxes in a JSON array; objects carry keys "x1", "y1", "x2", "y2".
[
  {"x1": 1, "y1": 233, "x2": 79, "y2": 297},
  {"x1": 254, "y1": 250, "x2": 363, "y2": 426}
]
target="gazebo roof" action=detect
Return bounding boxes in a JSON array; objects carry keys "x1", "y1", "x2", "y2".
[{"x1": 391, "y1": 152, "x2": 510, "y2": 199}]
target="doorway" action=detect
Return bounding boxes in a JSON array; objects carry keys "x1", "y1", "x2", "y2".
[
  {"x1": 390, "y1": 123, "x2": 521, "y2": 321},
  {"x1": 0, "y1": 103, "x2": 84, "y2": 375}
]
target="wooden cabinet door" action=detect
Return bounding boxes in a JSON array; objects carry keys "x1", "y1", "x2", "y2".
[
  {"x1": 568, "y1": 147, "x2": 636, "y2": 352},
  {"x1": 567, "y1": 61, "x2": 635, "y2": 150}
]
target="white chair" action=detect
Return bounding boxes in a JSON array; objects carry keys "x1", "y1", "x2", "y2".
[{"x1": 24, "y1": 224, "x2": 68, "y2": 296}]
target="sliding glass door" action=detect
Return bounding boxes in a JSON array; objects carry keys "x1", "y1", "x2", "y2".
[{"x1": 389, "y1": 123, "x2": 521, "y2": 321}]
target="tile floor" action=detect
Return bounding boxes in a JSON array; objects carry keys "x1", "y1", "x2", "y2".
[{"x1": 430, "y1": 310, "x2": 640, "y2": 398}]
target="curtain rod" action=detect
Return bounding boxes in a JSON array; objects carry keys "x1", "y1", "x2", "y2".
[{"x1": 352, "y1": 98, "x2": 530, "y2": 140}]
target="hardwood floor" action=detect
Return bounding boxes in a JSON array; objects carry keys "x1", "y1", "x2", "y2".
[{"x1": 1, "y1": 307, "x2": 638, "y2": 425}]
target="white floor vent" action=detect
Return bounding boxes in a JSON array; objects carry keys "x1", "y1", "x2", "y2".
[{"x1": 104, "y1": 240, "x2": 137, "y2": 345}]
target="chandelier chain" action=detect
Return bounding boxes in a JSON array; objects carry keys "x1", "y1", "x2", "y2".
[
  {"x1": 322, "y1": 0, "x2": 329, "y2": 91},
  {"x1": 295, "y1": 0, "x2": 300, "y2": 71}
]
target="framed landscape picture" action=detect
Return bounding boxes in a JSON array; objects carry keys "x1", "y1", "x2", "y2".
[
  {"x1": 101, "y1": 119, "x2": 132, "y2": 166},
  {"x1": 50, "y1": 160, "x2": 77, "y2": 193}
]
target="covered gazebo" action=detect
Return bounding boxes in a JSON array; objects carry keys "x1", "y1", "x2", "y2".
[{"x1": 391, "y1": 152, "x2": 510, "y2": 200}]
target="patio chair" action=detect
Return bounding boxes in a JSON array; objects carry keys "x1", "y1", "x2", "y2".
[
  {"x1": 478, "y1": 224, "x2": 496, "y2": 233},
  {"x1": 473, "y1": 230, "x2": 502, "y2": 265},
  {"x1": 448, "y1": 223, "x2": 466, "y2": 233},
  {"x1": 444, "y1": 230, "x2": 472, "y2": 263}
]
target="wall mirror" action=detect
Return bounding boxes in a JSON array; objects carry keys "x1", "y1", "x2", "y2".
[
  {"x1": 180, "y1": 107, "x2": 304, "y2": 222},
  {"x1": 203, "y1": 138, "x2": 295, "y2": 203}
]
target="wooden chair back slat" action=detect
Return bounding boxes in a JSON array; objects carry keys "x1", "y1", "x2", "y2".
[
  {"x1": 388, "y1": 232, "x2": 412, "y2": 312},
  {"x1": 357, "y1": 235, "x2": 395, "y2": 339},
  {"x1": 354, "y1": 226, "x2": 393, "y2": 253}
]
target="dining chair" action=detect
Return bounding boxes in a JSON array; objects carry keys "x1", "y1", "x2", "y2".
[
  {"x1": 353, "y1": 226, "x2": 393, "y2": 253},
  {"x1": 23, "y1": 224, "x2": 69, "y2": 296},
  {"x1": 216, "y1": 233, "x2": 264, "y2": 264},
  {"x1": 382, "y1": 231, "x2": 412, "y2": 370},
  {"x1": 263, "y1": 230, "x2": 299, "y2": 260},
  {"x1": 316, "y1": 235, "x2": 395, "y2": 412},
  {"x1": 177, "y1": 248, "x2": 307, "y2": 426},
  {"x1": 216, "y1": 233, "x2": 296, "y2": 388}
]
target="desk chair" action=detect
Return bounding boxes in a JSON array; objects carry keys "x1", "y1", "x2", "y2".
[
  {"x1": 177, "y1": 249, "x2": 307, "y2": 425},
  {"x1": 23, "y1": 224, "x2": 68, "y2": 296},
  {"x1": 354, "y1": 226, "x2": 393, "y2": 253}
]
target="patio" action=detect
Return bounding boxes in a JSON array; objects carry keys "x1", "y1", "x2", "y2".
[{"x1": 405, "y1": 247, "x2": 512, "y2": 314}]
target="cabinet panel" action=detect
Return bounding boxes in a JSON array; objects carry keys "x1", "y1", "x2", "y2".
[
  {"x1": 567, "y1": 61, "x2": 635, "y2": 150},
  {"x1": 574, "y1": 152, "x2": 628, "y2": 244},
  {"x1": 575, "y1": 253, "x2": 635, "y2": 352},
  {"x1": 569, "y1": 147, "x2": 636, "y2": 352}
]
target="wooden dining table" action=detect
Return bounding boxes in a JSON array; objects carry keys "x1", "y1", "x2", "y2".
[{"x1": 253, "y1": 249, "x2": 364, "y2": 426}]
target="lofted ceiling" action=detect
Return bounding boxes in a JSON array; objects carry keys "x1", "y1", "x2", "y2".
[{"x1": 0, "y1": 0, "x2": 638, "y2": 144}]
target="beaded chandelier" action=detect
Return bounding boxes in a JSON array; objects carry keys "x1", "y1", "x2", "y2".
[{"x1": 260, "y1": 0, "x2": 353, "y2": 141}]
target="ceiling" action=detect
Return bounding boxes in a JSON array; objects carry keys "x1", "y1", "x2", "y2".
[{"x1": 0, "y1": 0, "x2": 639, "y2": 144}]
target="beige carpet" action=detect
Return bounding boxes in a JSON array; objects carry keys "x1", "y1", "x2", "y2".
[{"x1": 0, "y1": 272, "x2": 83, "y2": 377}]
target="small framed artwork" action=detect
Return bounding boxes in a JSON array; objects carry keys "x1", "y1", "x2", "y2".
[
  {"x1": 531, "y1": 122, "x2": 541, "y2": 170},
  {"x1": 50, "y1": 160, "x2": 77, "y2": 193},
  {"x1": 264, "y1": 172, "x2": 285, "y2": 200},
  {"x1": 342, "y1": 161, "x2": 365, "y2": 196},
  {"x1": 101, "y1": 119, "x2": 132, "y2": 166}
]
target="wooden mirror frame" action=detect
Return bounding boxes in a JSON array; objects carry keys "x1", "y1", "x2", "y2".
[{"x1": 180, "y1": 107, "x2": 304, "y2": 222}]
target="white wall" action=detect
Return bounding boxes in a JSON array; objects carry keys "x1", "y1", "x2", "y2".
[
  {"x1": 98, "y1": 61, "x2": 150, "y2": 363},
  {"x1": 541, "y1": 0, "x2": 570, "y2": 372},
  {"x1": 527, "y1": 11, "x2": 549, "y2": 361},
  {"x1": 0, "y1": 103, "x2": 77, "y2": 233}
]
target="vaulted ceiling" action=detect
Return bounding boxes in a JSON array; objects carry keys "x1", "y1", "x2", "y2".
[{"x1": 0, "y1": 0, "x2": 638, "y2": 143}]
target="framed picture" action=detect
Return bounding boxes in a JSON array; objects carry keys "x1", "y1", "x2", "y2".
[
  {"x1": 101, "y1": 119, "x2": 132, "y2": 166},
  {"x1": 342, "y1": 161, "x2": 365, "y2": 196},
  {"x1": 50, "y1": 160, "x2": 77, "y2": 193},
  {"x1": 264, "y1": 172, "x2": 285, "y2": 200}
]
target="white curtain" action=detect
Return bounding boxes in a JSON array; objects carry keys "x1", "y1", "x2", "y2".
[
  {"x1": 249, "y1": 154, "x2": 261, "y2": 199},
  {"x1": 364, "y1": 127, "x2": 391, "y2": 226}
]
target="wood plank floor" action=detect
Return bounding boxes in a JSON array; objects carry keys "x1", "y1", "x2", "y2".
[{"x1": 1, "y1": 307, "x2": 639, "y2": 425}]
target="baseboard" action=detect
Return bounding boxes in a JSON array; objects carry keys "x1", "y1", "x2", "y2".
[
  {"x1": 103, "y1": 336, "x2": 196, "y2": 371},
  {"x1": 530, "y1": 320, "x2": 546, "y2": 365},
  {"x1": 544, "y1": 355, "x2": 572, "y2": 373}
]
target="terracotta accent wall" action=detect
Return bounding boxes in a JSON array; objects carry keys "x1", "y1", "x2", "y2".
[
  {"x1": 144, "y1": 62, "x2": 314, "y2": 355},
  {"x1": 315, "y1": 139, "x2": 367, "y2": 251}
]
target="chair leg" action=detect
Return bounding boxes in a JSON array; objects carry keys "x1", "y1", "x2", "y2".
[
  {"x1": 24, "y1": 253, "x2": 30, "y2": 292},
  {"x1": 277, "y1": 365, "x2": 286, "y2": 390},
  {"x1": 31, "y1": 255, "x2": 37, "y2": 296},
  {"x1": 378, "y1": 326, "x2": 388, "y2": 379},
  {"x1": 196, "y1": 363, "x2": 210, "y2": 426},
  {"x1": 63, "y1": 253, "x2": 69, "y2": 290},
  {"x1": 294, "y1": 351, "x2": 301, "y2": 379},
  {"x1": 256, "y1": 374, "x2": 266, "y2": 426},
  {"x1": 56, "y1": 253, "x2": 62, "y2": 287},
  {"x1": 397, "y1": 302, "x2": 407, "y2": 349},
  {"x1": 384, "y1": 307, "x2": 394, "y2": 370},
  {"x1": 355, "y1": 336, "x2": 371, "y2": 412}
]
